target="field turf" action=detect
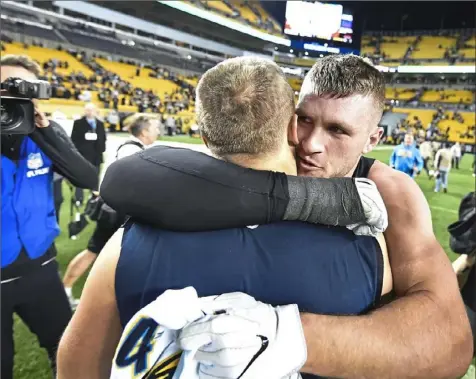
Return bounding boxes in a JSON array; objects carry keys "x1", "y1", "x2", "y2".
[{"x1": 11, "y1": 142, "x2": 476, "y2": 378}]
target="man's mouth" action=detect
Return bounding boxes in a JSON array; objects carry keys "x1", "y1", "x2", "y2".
[{"x1": 298, "y1": 157, "x2": 323, "y2": 171}]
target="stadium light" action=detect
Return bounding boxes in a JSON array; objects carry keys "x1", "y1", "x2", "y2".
[{"x1": 159, "y1": 0, "x2": 291, "y2": 46}]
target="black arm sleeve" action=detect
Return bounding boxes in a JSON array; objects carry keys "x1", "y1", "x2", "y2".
[
  {"x1": 29, "y1": 121, "x2": 99, "y2": 189},
  {"x1": 101, "y1": 146, "x2": 289, "y2": 230},
  {"x1": 101, "y1": 146, "x2": 367, "y2": 231}
]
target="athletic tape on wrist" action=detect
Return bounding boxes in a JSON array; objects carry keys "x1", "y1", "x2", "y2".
[{"x1": 284, "y1": 177, "x2": 366, "y2": 226}]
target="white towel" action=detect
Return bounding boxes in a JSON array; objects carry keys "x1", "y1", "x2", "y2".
[
  {"x1": 110, "y1": 287, "x2": 204, "y2": 379},
  {"x1": 110, "y1": 288, "x2": 303, "y2": 379}
]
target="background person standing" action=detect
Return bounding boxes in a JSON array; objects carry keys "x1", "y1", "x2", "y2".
[
  {"x1": 71, "y1": 103, "x2": 106, "y2": 191},
  {"x1": 434, "y1": 143, "x2": 453, "y2": 193},
  {"x1": 63, "y1": 115, "x2": 160, "y2": 308},
  {"x1": 389, "y1": 133, "x2": 423, "y2": 178},
  {"x1": 451, "y1": 141, "x2": 462, "y2": 169}
]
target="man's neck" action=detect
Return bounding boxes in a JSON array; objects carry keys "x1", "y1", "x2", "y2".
[{"x1": 218, "y1": 149, "x2": 297, "y2": 175}]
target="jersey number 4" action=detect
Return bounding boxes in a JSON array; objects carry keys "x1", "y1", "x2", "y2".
[{"x1": 115, "y1": 318, "x2": 159, "y2": 376}]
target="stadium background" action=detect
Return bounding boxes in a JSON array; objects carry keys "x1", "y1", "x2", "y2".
[{"x1": 1, "y1": 1, "x2": 474, "y2": 378}]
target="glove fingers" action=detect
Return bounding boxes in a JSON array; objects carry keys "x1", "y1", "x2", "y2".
[
  {"x1": 179, "y1": 315, "x2": 259, "y2": 350},
  {"x1": 195, "y1": 340, "x2": 261, "y2": 367},
  {"x1": 199, "y1": 332, "x2": 261, "y2": 353},
  {"x1": 200, "y1": 293, "x2": 257, "y2": 315}
]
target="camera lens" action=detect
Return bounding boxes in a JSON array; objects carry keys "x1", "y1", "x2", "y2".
[
  {"x1": 0, "y1": 98, "x2": 35, "y2": 135},
  {"x1": 1, "y1": 100, "x2": 25, "y2": 133}
]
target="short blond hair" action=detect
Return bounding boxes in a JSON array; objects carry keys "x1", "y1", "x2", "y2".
[
  {"x1": 0, "y1": 54, "x2": 41, "y2": 77},
  {"x1": 196, "y1": 57, "x2": 295, "y2": 156}
]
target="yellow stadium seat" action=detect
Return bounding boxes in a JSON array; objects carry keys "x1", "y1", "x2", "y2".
[
  {"x1": 411, "y1": 36, "x2": 456, "y2": 59},
  {"x1": 392, "y1": 108, "x2": 436, "y2": 127},
  {"x1": 3, "y1": 42, "x2": 93, "y2": 77},
  {"x1": 459, "y1": 48, "x2": 476, "y2": 59},
  {"x1": 95, "y1": 59, "x2": 179, "y2": 97},
  {"x1": 360, "y1": 46, "x2": 376, "y2": 56},
  {"x1": 380, "y1": 37, "x2": 416, "y2": 59},
  {"x1": 385, "y1": 88, "x2": 416, "y2": 100},
  {"x1": 421, "y1": 90, "x2": 474, "y2": 104},
  {"x1": 438, "y1": 111, "x2": 475, "y2": 143},
  {"x1": 205, "y1": 1, "x2": 234, "y2": 15}
]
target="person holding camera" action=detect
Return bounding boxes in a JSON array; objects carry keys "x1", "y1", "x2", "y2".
[
  {"x1": 1, "y1": 54, "x2": 98, "y2": 379},
  {"x1": 63, "y1": 114, "x2": 160, "y2": 308}
]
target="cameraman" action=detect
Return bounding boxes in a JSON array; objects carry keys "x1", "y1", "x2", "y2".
[{"x1": 1, "y1": 54, "x2": 98, "y2": 379}]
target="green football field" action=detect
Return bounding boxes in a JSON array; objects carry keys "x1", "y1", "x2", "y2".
[{"x1": 11, "y1": 144, "x2": 476, "y2": 379}]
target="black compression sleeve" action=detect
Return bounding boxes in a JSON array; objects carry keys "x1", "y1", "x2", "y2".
[
  {"x1": 29, "y1": 121, "x2": 99, "y2": 189},
  {"x1": 100, "y1": 146, "x2": 289, "y2": 231}
]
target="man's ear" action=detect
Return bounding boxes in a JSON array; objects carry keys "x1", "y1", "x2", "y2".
[
  {"x1": 201, "y1": 134, "x2": 209, "y2": 148},
  {"x1": 288, "y1": 114, "x2": 299, "y2": 147},
  {"x1": 363, "y1": 127, "x2": 384, "y2": 154}
]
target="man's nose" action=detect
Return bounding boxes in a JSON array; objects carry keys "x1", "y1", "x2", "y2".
[{"x1": 300, "y1": 128, "x2": 326, "y2": 155}]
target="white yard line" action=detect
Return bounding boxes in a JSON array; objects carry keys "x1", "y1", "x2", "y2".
[{"x1": 430, "y1": 205, "x2": 458, "y2": 214}]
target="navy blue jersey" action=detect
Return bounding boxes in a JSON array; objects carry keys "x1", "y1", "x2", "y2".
[{"x1": 116, "y1": 221, "x2": 383, "y2": 378}]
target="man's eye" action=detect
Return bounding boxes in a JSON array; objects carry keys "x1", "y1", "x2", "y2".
[
  {"x1": 298, "y1": 116, "x2": 312, "y2": 124},
  {"x1": 329, "y1": 126, "x2": 344, "y2": 134}
]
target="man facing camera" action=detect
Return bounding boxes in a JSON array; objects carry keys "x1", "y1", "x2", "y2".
[
  {"x1": 389, "y1": 133, "x2": 423, "y2": 178},
  {"x1": 71, "y1": 102, "x2": 106, "y2": 189}
]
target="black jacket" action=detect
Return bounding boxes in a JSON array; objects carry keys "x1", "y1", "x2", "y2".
[
  {"x1": 2, "y1": 120, "x2": 98, "y2": 190},
  {"x1": 71, "y1": 116, "x2": 106, "y2": 166}
]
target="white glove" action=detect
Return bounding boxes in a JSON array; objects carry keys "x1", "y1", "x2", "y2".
[
  {"x1": 111, "y1": 289, "x2": 259, "y2": 379},
  {"x1": 179, "y1": 294, "x2": 306, "y2": 379},
  {"x1": 347, "y1": 178, "x2": 388, "y2": 237}
]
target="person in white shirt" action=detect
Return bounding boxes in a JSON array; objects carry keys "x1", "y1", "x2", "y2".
[
  {"x1": 419, "y1": 140, "x2": 433, "y2": 178},
  {"x1": 451, "y1": 142, "x2": 462, "y2": 169},
  {"x1": 434, "y1": 143, "x2": 453, "y2": 193},
  {"x1": 63, "y1": 115, "x2": 159, "y2": 308}
]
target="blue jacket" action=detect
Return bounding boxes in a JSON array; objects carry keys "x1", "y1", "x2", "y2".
[
  {"x1": 1, "y1": 137, "x2": 60, "y2": 268},
  {"x1": 390, "y1": 143, "x2": 424, "y2": 176}
]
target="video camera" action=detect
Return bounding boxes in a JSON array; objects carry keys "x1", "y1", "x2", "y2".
[{"x1": 1, "y1": 77, "x2": 51, "y2": 135}]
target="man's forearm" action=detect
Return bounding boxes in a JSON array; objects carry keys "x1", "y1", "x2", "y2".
[
  {"x1": 301, "y1": 291, "x2": 472, "y2": 379},
  {"x1": 30, "y1": 121, "x2": 98, "y2": 189}
]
